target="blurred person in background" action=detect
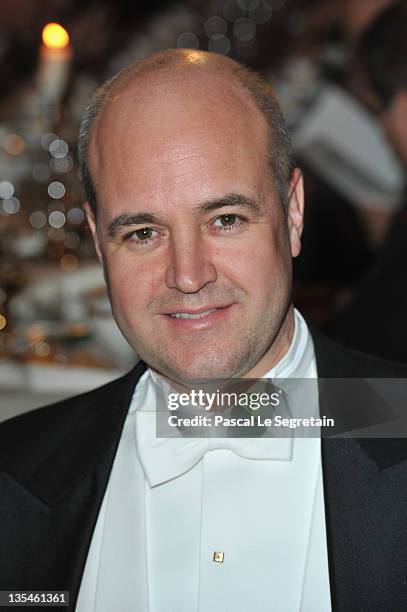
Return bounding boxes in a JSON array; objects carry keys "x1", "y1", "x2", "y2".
[
  {"x1": 280, "y1": 0, "x2": 399, "y2": 325},
  {"x1": 329, "y1": 0, "x2": 407, "y2": 363}
]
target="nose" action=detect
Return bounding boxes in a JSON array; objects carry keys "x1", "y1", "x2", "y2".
[{"x1": 165, "y1": 231, "x2": 217, "y2": 293}]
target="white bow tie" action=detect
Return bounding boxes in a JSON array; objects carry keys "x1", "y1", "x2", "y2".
[{"x1": 134, "y1": 410, "x2": 293, "y2": 487}]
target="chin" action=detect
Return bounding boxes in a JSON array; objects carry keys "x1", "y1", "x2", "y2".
[
  {"x1": 135, "y1": 329, "x2": 273, "y2": 382},
  {"x1": 153, "y1": 351, "x2": 255, "y2": 384}
]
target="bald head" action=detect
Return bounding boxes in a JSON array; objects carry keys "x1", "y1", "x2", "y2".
[{"x1": 78, "y1": 49, "x2": 292, "y2": 216}]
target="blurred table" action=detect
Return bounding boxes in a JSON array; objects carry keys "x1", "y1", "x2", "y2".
[{"x1": 0, "y1": 359, "x2": 128, "y2": 423}]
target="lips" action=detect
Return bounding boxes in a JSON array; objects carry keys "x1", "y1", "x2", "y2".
[
  {"x1": 161, "y1": 304, "x2": 234, "y2": 329},
  {"x1": 169, "y1": 308, "x2": 217, "y2": 319}
]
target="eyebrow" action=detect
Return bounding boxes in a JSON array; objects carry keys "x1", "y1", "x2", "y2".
[
  {"x1": 195, "y1": 193, "x2": 261, "y2": 216},
  {"x1": 107, "y1": 193, "x2": 262, "y2": 237},
  {"x1": 108, "y1": 212, "x2": 159, "y2": 237}
]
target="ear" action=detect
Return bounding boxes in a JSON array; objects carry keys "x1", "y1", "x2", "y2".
[
  {"x1": 83, "y1": 201, "x2": 103, "y2": 263},
  {"x1": 287, "y1": 168, "x2": 304, "y2": 258}
]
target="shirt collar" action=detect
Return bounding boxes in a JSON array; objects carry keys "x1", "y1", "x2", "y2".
[{"x1": 265, "y1": 308, "x2": 314, "y2": 380}]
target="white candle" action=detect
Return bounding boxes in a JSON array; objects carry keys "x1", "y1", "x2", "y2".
[{"x1": 37, "y1": 23, "x2": 72, "y2": 103}]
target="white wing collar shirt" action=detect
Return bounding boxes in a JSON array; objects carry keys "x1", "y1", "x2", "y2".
[{"x1": 76, "y1": 309, "x2": 332, "y2": 611}]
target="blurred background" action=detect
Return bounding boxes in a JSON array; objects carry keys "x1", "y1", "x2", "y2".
[{"x1": 1, "y1": 0, "x2": 406, "y2": 420}]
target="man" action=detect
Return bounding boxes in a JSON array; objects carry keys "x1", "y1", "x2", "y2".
[
  {"x1": 330, "y1": 1, "x2": 407, "y2": 363},
  {"x1": 1, "y1": 49, "x2": 407, "y2": 611}
]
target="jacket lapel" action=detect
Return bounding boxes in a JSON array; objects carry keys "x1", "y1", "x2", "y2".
[
  {"x1": 311, "y1": 327, "x2": 407, "y2": 610},
  {"x1": 0, "y1": 361, "x2": 147, "y2": 611}
]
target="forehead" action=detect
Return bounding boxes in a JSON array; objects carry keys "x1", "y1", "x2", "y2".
[{"x1": 89, "y1": 70, "x2": 271, "y2": 213}]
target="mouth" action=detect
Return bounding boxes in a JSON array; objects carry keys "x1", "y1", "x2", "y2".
[
  {"x1": 169, "y1": 308, "x2": 217, "y2": 320},
  {"x1": 161, "y1": 304, "x2": 235, "y2": 329}
]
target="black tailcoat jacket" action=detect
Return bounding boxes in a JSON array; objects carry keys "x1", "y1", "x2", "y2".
[{"x1": 1, "y1": 329, "x2": 407, "y2": 611}]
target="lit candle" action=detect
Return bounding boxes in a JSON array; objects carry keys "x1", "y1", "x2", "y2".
[{"x1": 37, "y1": 23, "x2": 72, "y2": 103}]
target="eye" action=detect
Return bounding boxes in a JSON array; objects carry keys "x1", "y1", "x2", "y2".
[
  {"x1": 211, "y1": 214, "x2": 245, "y2": 230},
  {"x1": 134, "y1": 227, "x2": 156, "y2": 241},
  {"x1": 125, "y1": 227, "x2": 161, "y2": 246},
  {"x1": 211, "y1": 213, "x2": 247, "y2": 232}
]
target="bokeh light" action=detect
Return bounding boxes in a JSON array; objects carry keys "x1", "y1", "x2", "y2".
[
  {"x1": 3, "y1": 134, "x2": 25, "y2": 155},
  {"x1": 48, "y1": 227, "x2": 65, "y2": 242},
  {"x1": 204, "y1": 16, "x2": 228, "y2": 37},
  {"x1": 48, "y1": 210, "x2": 66, "y2": 228},
  {"x1": 41, "y1": 133, "x2": 58, "y2": 151},
  {"x1": 30, "y1": 211, "x2": 47, "y2": 229},
  {"x1": 67, "y1": 207, "x2": 85, "y2": 224},
  {"x1": 48, "y1": 181, "x2": 66, "y2": 199},
  {"x1": 0, "y1": 180, "x2": 14, "y2": 199},
  {"x1": 208, "y1": 34, "x2": 231, "y2": 55},
  {"x1": 250, "y1": 1, "x2": 273, "y2": 24},
  {"x1": 50, "y1": 139, "x2": 69, "y2": 159},
  {"x1": 34, "y1": 341, "x2": 51, "y2": 357},
  {"x1": 233, "y1": 18, "x2": 256, "y2": 41},
  {"x1": 176, "y1": 32, "x2": 199, "y2": 49},
  {"x1": 223, "y1": 0, "x2": 246, "y2": 23},
  {"x1": 2, "y1": 197, "x2": 20, "y2": 214},
  {"x1": 60, "y1": 254, "x2": 78, "y2": 272},
  {"x1": 63, "y1": 231, "x2": 80, "y2": 249},
  {"x1": 51, "y1": 155, "x2": 73, "y2": 173},
  {"x1": 42, "y1": 23, "x2": 70, "y2": 50}
]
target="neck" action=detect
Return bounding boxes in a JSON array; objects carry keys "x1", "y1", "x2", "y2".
[{"x1": 241, "y1": 304, "x2": 296, "y2": 379}]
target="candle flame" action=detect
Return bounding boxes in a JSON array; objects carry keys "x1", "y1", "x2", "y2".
[{"x1": 42, "y1": 23, "x2": 70, "y2": 50}]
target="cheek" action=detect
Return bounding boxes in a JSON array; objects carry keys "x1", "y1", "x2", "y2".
[
  {"x1": 103, "y1": 255, "x2": 163, "y2": 316},
  {"x1": 216, "y1": 224, "x2": 290, "y2": 283}
]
